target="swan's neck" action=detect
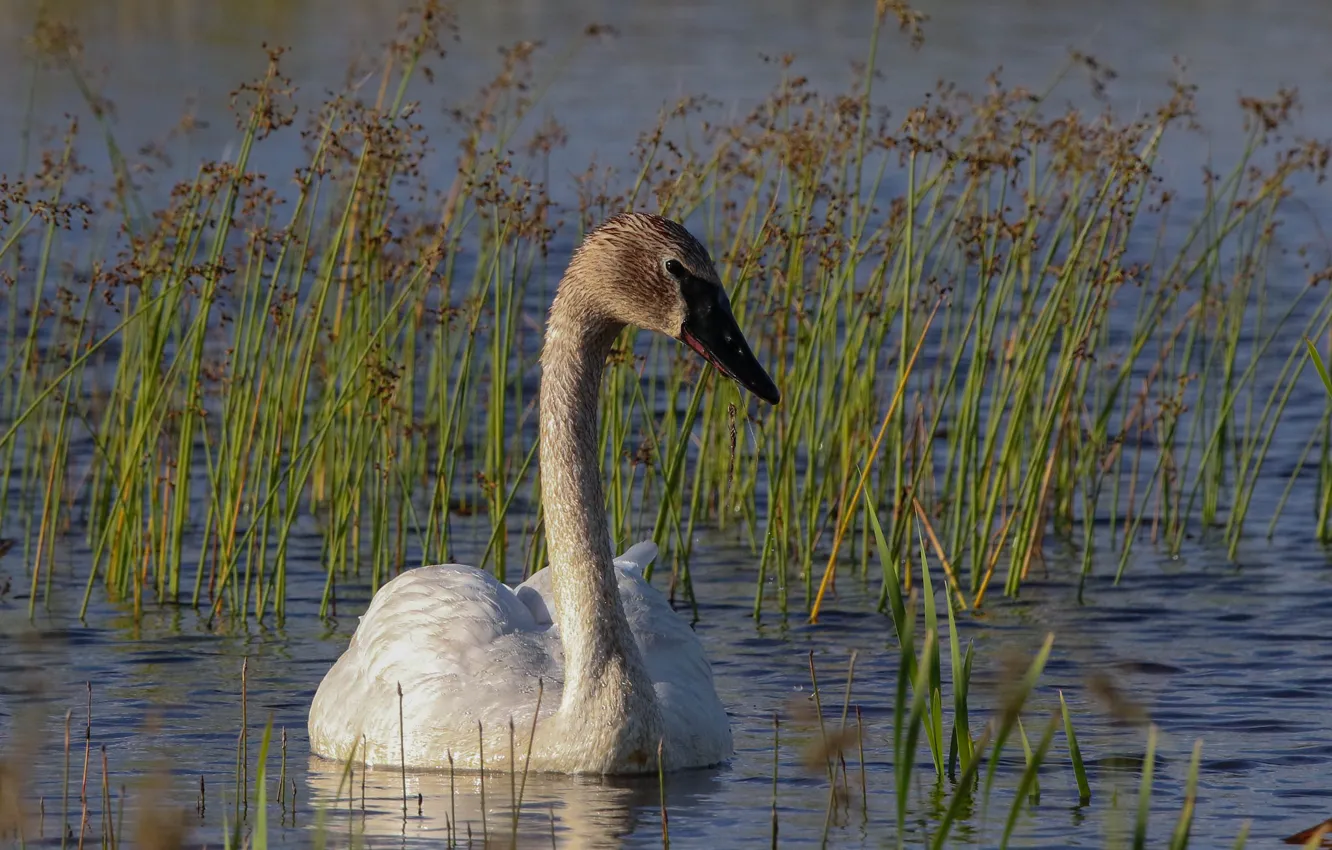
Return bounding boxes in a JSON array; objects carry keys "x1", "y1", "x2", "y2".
[{"x1": 539, "y1": 291, "x2": 661, "y2": 766}]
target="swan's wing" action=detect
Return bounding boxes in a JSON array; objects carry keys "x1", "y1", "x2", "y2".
[
  {"x1": 613, "y1": 567, "x2": 709, "y2": 683},
  {"x1": 613, "y1": 540, "x2": 658, "y2": 573},
  {"x1": 310, "y1": 564, "x2": 560, "y2": 766},
  {"x1": 612, "y1": 565, "x2": 734, "y2": 763},
  {"x1": 482, "y1": 553, "x2": 732, "y2": 767}
]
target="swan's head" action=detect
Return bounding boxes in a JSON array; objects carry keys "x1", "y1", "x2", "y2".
[{"x1": 568, "y1": 212, "x2": 781, "y2": 405}]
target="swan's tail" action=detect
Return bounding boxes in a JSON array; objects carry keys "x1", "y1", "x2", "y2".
[{"x1": 613, "y1": 540, "x2": 658, "y2": 572}]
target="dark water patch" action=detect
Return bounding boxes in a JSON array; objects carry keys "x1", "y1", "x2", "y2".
[
  {"x1": 1085, "y1": 752, "x2": 1151, "y2": 772},
  {"x1": 1251, "y1": 687, "x2": 1327, "y2": 699},
  {"x1": 1274, "y1": 787, "x2": 1332, "y2": 799},
  {"x1": 1188, "y1": 719, "x2": 1318, "y2": 735},
  {"x1": 1112, "y1": 660, "x2": 1187, "y2": 675},
  {"x1": 125, "y1": 650, "x2": 199, "y2": 666},
  {"x1": 1202, "y1": 758, "x2": 1260, "y2": 773}
]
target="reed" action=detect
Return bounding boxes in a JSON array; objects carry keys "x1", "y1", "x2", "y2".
[
  {"x1": 2, "y1": 4, "x2": 1330, "y2": 627},
  {"x1": 2, "y1": 10, "x2": 1327, "y2": 634}
]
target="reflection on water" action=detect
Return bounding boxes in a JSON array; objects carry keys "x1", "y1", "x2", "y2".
[
  {"x1": 304, "y1": 755, "x2": 723, "y2": 848},
  {"x1": 4, "y1": 0, "x2": 1332, "y2": 846}
]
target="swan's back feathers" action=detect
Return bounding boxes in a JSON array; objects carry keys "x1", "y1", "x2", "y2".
[
  {"x1": 350, "y1": 565, "x2": 552, "y2": 680},
  {"x1": 311, "y1": 565, "x2": 562, "y2": 767}
]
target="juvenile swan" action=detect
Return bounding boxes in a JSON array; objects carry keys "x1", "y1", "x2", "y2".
[{"x1": 309, "y1": 212, "x2": 780, "y2": 775}]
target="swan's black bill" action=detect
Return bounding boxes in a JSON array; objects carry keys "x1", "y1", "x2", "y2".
[{"x1": 678, "y1": 283, "x2": 781, "y2": 406}]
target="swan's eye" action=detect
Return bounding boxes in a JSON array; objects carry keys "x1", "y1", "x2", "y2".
[{"x1": 664, "y1": 258, "x2": 687, "y2": 279}]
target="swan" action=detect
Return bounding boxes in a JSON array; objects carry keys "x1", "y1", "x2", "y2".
[{"x1": 309, "y1": 212, "x2": 780, "y2": 775}]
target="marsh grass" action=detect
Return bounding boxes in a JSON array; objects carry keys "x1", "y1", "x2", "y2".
[{"x1": 2, "y1": 5, "x2": 1330, "y2": 632}]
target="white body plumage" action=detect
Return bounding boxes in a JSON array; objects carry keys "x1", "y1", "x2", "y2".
[{"x1": 308, "y1": 543, "x2": 733, "y2": 773}]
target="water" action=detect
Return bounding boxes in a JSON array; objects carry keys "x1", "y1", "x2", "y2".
[
  {"x1": 6, "y1": 540, "x2": 1332, "y2": 846},
  {"x1": 3, "y1": 0, "x2": 1332, "y2": 846},
  {"x1": 4, "y1": 0, "x2": 1332, "y2": 189}
]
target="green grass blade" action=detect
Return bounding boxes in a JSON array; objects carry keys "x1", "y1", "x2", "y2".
[{"x1": 1060, "y1": 690, "x2": 1091, "y2": 805}]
